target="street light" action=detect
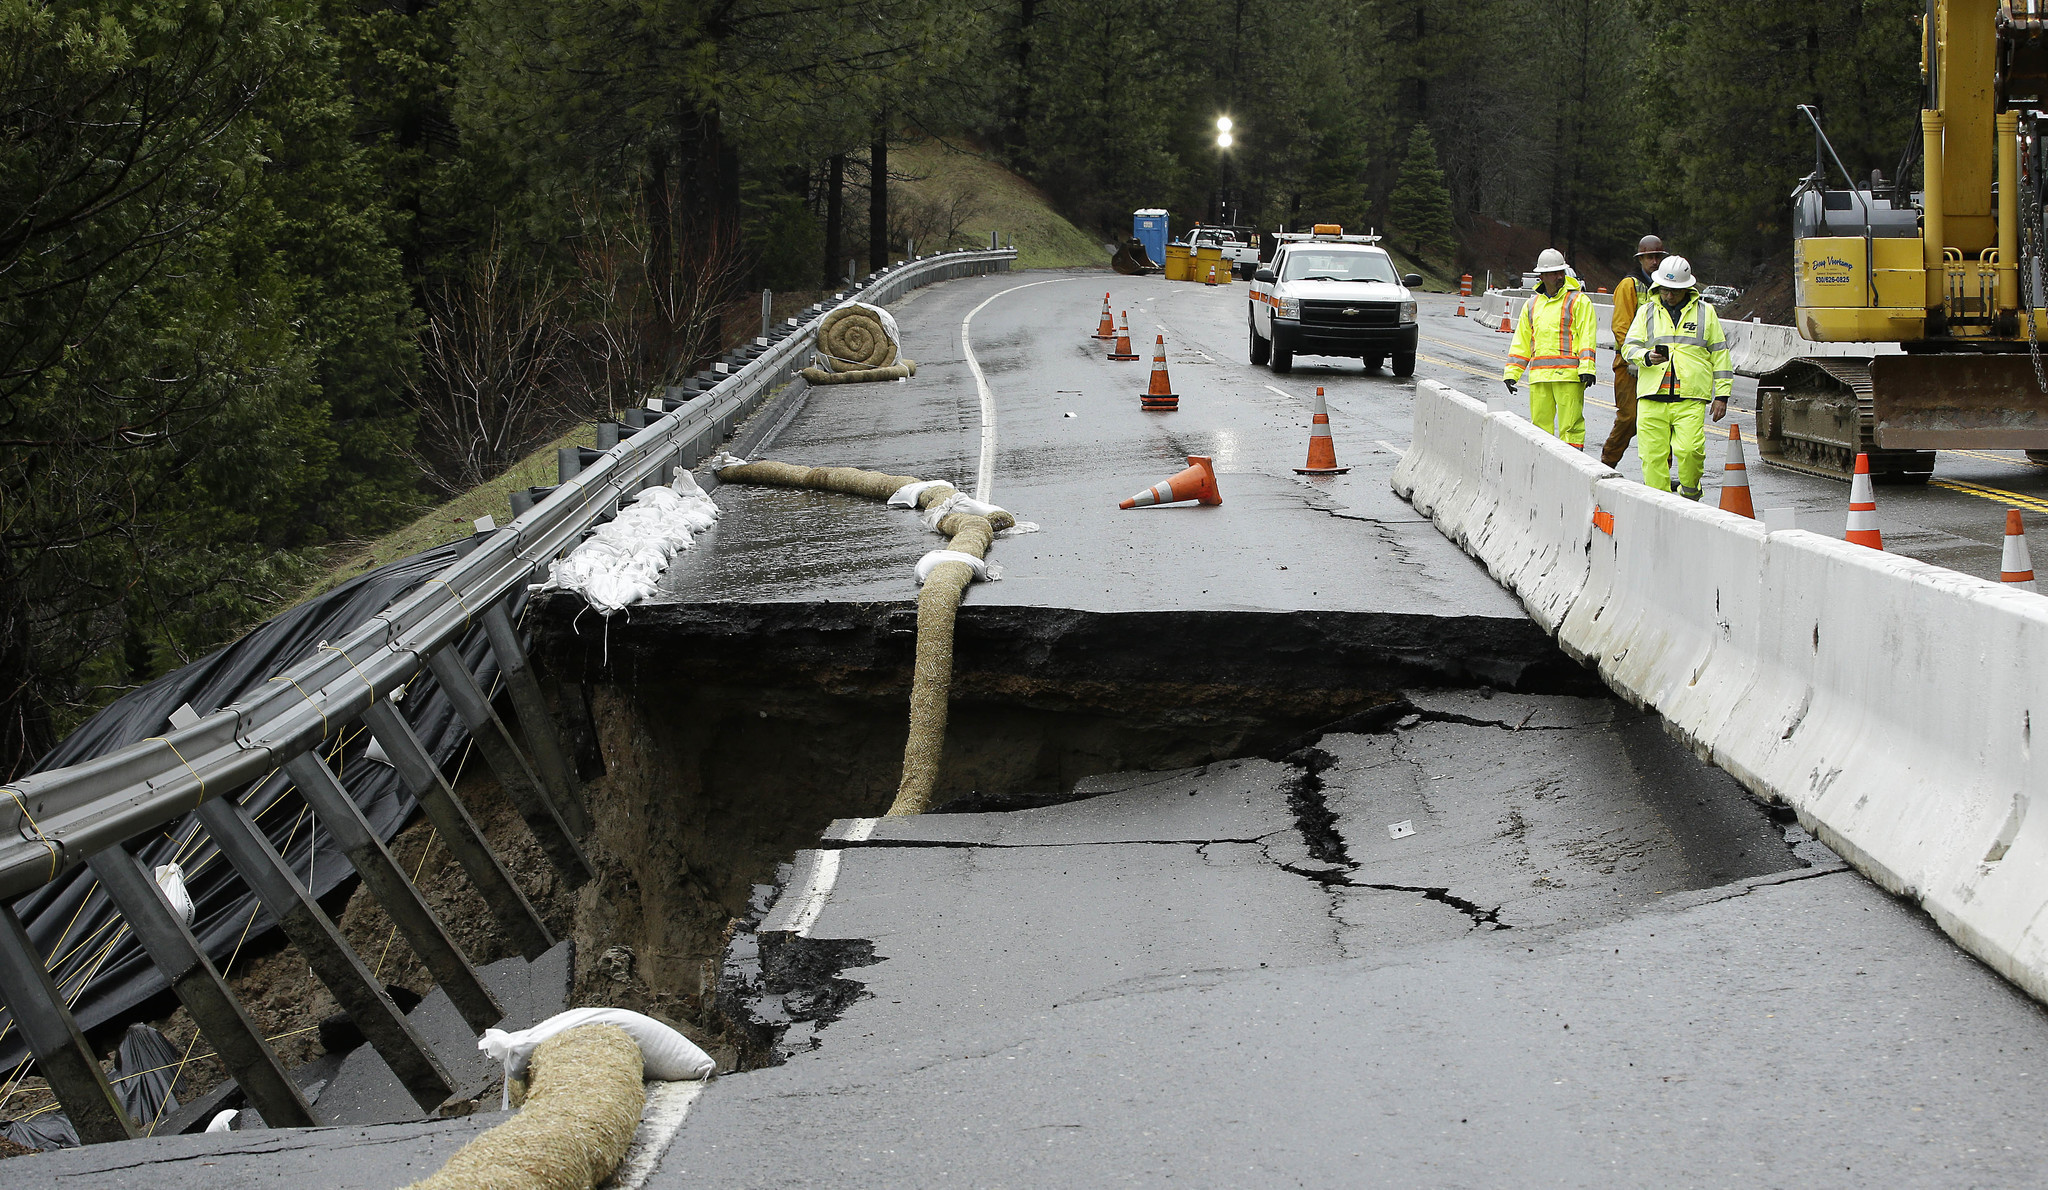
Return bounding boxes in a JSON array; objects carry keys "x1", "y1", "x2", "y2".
[{"x1": 1214, "y1": 117, "x2": 1236, "y2": 224}]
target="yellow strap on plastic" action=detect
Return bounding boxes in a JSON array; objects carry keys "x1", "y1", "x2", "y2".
[
  {"x1": 143, "y1": 737, "x2": 207, "y2": 809},
  {"x1": 4, "y1": 786, "x2": 60, "y2": 882},
  {"x1": 268, "y1": 675, "x2": 330, "y2": 740},
  {"x1": 318, "y1": 642, "x2": 377, "y2": 705},
  {"x1": 422, "y1": 577, "x2": 473, "y2": 627}
]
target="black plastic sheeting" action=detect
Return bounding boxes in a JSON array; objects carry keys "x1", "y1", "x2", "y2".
[
  {"x1": 0, "y1": 537, "x2": 514, "y2": 1082},
  {"x1": 0, "y1": 1024, "x2": 182, "y2": 1150}
]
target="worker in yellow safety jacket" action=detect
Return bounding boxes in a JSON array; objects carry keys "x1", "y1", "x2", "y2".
[
  {"x1": 1502, "y1": 248, "x2": 1598, "y2": 448},
  {"x1": 1619, "y1": 255, "x2": 1731, "y2": 499}
]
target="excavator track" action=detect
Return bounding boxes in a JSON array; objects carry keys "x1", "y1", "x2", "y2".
[{"x1": 1755, "y1": 358, "x2": 1937, "y2": 483}]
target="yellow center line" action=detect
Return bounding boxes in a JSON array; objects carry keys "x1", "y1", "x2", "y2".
[
  {"x1": 1945, "y1": 447, "x2": 2048, "y2": 468},
  {"x1": 1930, "y1": 477, "x2": 2048, "y2": 516}
]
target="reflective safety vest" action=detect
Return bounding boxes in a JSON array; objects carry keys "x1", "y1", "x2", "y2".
[
  {"x1": 1621, "y1": 291, "x2": 1733, "y2": 401},
  {"x1": 1503, "y1": 276, "x2": 1598, "y2": 383}
]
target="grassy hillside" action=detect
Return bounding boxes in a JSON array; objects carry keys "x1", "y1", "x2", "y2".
[
  {"x1": 300, "y1": 423, "x2": 597, "y2": 603},
  {"x1": 892, "y1": 137, "x2": 1105, "y2": 270}
]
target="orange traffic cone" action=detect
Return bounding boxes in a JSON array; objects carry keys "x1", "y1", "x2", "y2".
[
  {"x1": 1498, "y1": 300, "x2": 1514, "y2": 333},
  {"x1": 1845, "y1": 452, "x2": 1883, "y2": 549},
  {"x1": 2002, "y1": 509, "x2": 2036, "y2": 590},
  {"x1": 1093, "y1": 292, "x2": 1117, "y2": 340},
  {"x1": 1293, "y1": 387, "x2": 1350, "y2": 475},
  {"x1": 1205, "y1": 262, "x2": 1219, "y2": 286},
  {"x1": 1718, "y1": 424, "x2": 1755, "y2": 518},
  {"x1": 1120, "y1": 455, "x2": 1222, "y2": 508},
  {"x1": 1140, "y1": 335, "x2": 1178, "y2": 410},
  {"x1": 1456, "y1": 295, "x2": 1466, "y2": 317},
  {"x1": 1108, "y1": 311, "x2": 1140, "y2": 360}
]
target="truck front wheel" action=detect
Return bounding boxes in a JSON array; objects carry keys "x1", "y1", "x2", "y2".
[
  {"x1": 1271, "y1": 338, "x2": 1294, "y2": 373},
  {"x1": 1392, "y1": 351, "x2": 1416, "y2": 378},
  {"x1": 1248, "y1": 316, "x2": 1270, "y2": 365}
]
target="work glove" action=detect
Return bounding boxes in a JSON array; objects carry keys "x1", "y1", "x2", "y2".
[
  {"x1": 1579, "y1": 372, "x2": 1597, "y2": 389},
  {"x1": 1503, "y1": 379, "x2": 1518, "y2": 396}
]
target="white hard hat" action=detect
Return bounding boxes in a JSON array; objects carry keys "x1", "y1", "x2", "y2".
[
  {"x1": 1652, "y1": 255, "x2": 1696, "y2": 288},
  {"x1": 1533, "y1": 248, "x2": 1569, "y2": 273}
]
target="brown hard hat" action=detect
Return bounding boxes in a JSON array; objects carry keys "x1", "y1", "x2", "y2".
[{"x1": 1636, "y1": 235, "x2": 1666, "y2": 257}]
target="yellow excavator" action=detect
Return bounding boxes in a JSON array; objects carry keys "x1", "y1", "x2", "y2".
[{"x1": 1769, "y1": 0, "x2": 2048, "y2": 481}]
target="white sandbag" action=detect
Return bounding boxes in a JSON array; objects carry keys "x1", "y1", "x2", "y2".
[
  {"x1": 887, "y1": 479, "x2": 955, "y2": 508},
  {"x1": 153, "y1": 863, "x2": 195, "y2": 925},
  {"x1": 479, "y1": 1008, "x2": 715, "y2": 1089},
  {"x1": 915, "y1": 550, "x2": 996, "y2": 583},
  {"x1": 919, "y1": 492, "x2": 1009, "y2": 533},
  {"x1": 537, "y1": 472, "x2": 720, "y2": 615}
]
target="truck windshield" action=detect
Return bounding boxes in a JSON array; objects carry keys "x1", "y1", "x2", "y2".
[{"x1": 1280, "y1": 251, "x2": 1397, "y2": 283}]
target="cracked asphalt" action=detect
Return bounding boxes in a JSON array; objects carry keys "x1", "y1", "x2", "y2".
[{"x1": 669, "y1": 691, "x2": 2048, "y2": 1186}]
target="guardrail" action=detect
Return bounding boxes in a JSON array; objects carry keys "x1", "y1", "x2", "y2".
[{"x1": 0, "y1": 246, "x2": 1014, "y2": 904}]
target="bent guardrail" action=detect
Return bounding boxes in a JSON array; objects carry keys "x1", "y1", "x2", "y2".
[{"x1": 0, "y1": 247, "x2": 1014, "y2": 903}]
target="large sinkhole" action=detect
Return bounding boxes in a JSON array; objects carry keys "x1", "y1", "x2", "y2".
[{"x1": 532, "y1": 598, "x2": 1614, "y2": 1067}]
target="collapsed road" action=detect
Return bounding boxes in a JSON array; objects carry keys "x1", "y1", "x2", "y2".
[{"x1": 19, "y1": 270, "x2": 2048, "y2": 1186}]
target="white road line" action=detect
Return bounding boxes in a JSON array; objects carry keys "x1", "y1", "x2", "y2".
[
  {"x1": 1264, "y1": 384, "x2": 1296, "y2": 400},
  {"x1": 782, "y1": 850, "x2": 840, "y2": 936},
  {"x1": 611, "y1": 1080, "x2": 707, "y2": 1189},
  {"x1": 962, "y1": 278, "x2": 1074, "y2": 501},
  {"x1": 839, "y1": 816, "x2": 879, "y2": 843},
  {"x1": 1375, "y1": 439, "x2": 1406, "y2": 457}
]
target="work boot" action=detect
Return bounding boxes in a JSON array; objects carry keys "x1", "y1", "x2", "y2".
[{"x1": 1678, "y1": 485, "x2": 1703, "y2": 501}]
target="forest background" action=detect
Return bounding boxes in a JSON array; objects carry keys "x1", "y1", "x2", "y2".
[{"x1": 0, "y1": 0, "x2": 1921, "y2": 776}]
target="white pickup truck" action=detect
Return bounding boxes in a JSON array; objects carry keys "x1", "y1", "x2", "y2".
[
  {"x1": 1186, "y1": 225, "x2": 1261, "y2": 279},
  {"x1": 1247, "y1": 226, "x2": 1422, "y2": 375}
]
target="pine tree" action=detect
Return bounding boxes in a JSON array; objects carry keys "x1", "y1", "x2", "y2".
[{"x1": 1389, "y1": 125, "x2": 1457, "y2": 262}]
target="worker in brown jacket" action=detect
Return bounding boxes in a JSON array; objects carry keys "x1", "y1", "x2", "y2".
[{"x1": 1601, "y1": 235, "x2": 1668, "y2": 467}]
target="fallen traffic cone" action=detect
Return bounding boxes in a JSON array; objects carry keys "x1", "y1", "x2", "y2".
[
  {"x1": 1120, "y1": 455, "x2": 1222, "y2": 508},
  {"x1": 1108, "y1": 311, "x2": 1140, "y2": 360},
  {"x1": 2002, "y1": 509, "x2": 2036, "y2": 590},
  {"x1": 1845, "y1": 452, "x2": 1883, "y2": 549},
  {"x1": 1718, "y1": 424, "x2": 1755, "y2": 518},
  {"x1": 1093, "y1": 292, "x2": 1117, "y2": 340},
  {"x1": 1293, "y1": 387, "x2": 1351, "y2": 475},
  {"x1": 1140, "y1": 335, "x2": 1178, "y2": 410},
  {"x1": 1498, "y1": 300, "x2": 1513, "y2": 333}
]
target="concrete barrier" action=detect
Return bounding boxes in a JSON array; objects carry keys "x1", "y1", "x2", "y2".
[{"x1": 1398, "y1": 378, "x2": 2048, "y2": 1005}]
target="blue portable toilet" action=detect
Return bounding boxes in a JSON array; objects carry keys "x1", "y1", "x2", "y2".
[{"x1": 1132, "y1": 209, "x2": 1168, "y2": 265}]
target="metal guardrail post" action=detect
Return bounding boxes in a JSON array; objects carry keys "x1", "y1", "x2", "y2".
[
  {"x1": 479, "y1": 602, "x2": 588, "y2": 831},
  {"x1": 85, "y1": 844, "x2": 318, "y2": 1128},
  {"x1": 193, "y1": 793, "x2": 456, "y2": 1111},
  {"x1": 0, "y1": 905, "x2": 138, "y2": 1142},
  {"x1": 424, "y1": 646, "x2": 594, "y2": 883},
  {"x1": 281, "y1": 751, "x2": 504, "y2": 1034},
  {"x1": 360, "y1": 700, "x2": 555, "y2": 960}
]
